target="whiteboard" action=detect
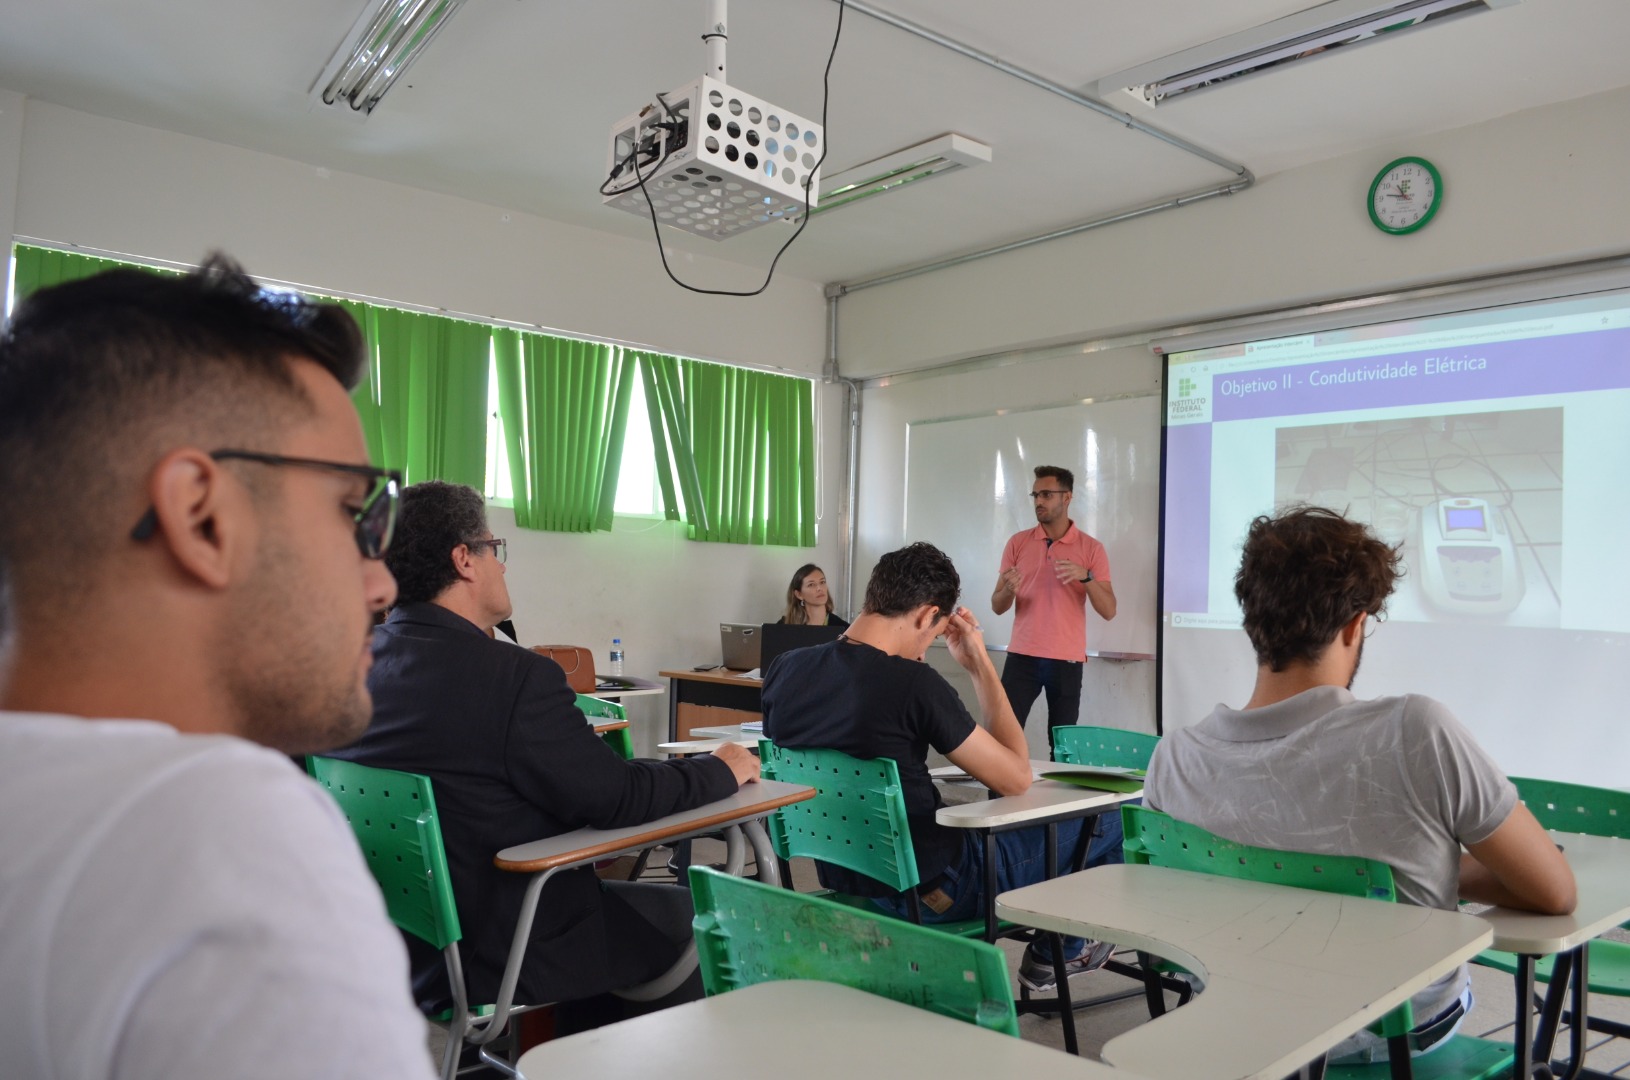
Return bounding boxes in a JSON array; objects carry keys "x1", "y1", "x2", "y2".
[{"x1": 903, "y1": 395, "x2": 1159, "y2": 657}]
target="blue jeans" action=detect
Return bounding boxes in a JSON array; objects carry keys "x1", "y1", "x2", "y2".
[
  {"x1": 874, "y1": 810, "x2": 1125, "y2": 960},
  {"x1": 1001, "y1": 652, "x2": 1084, "y2": 730}
]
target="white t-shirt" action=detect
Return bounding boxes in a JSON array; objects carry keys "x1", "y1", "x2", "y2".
[{"x1": 0, "y1": 712, "x2": 437, "y2": 1080}]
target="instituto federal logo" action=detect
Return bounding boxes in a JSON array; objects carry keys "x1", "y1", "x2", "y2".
[{"x1": 1177, "y1": 376, "x2": 1197, "y2": 398}]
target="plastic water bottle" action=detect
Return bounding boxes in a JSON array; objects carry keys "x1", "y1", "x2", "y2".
[{"x1": 608, "y1": 638, "x2": 624, "y2": 677}]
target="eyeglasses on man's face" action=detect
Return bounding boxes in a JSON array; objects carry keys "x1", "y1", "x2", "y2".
[
  {"x1": 467, "y1": 537, "x2": 507, "y2": 565},
  {"x1": 129, "y1": 450, "x2": 402, "y2": 560},
  {"x1": 1029, "y1": 489, "x2": 1068, "y2": 501}
]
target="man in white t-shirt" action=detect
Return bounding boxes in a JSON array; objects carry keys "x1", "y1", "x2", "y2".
[
  {"x1": 0, "y1": 259, "x2": 436, "y2": 1079},
  {"x1": 1145, "y1": 505, "x2": 1575, "y2": 1064}
]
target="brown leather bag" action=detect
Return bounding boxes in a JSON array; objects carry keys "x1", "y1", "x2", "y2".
[{"x1": 529, "y1": 645, "x2": 597, "y2": 694}]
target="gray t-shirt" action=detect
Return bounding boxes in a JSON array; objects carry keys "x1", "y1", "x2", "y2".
[
  {"x1": 1145, "y1": 686, "x2": 1516, "y2": 912},
  {"x1": 1145, "y1": 687, "x2": 1516, "y2": 1037}
]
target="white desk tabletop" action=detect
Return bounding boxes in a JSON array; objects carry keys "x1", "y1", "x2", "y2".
[
  {"x1": 997, "y1": 864, "x2": 1492, "y2": 1080},
  {"x1": 1474, "y1": 829, "x2": 1630, "y2": 955},
  {"x1": 687, "y1": 722, "x2": 763, "y2": 741},
  {"x1": 588, "y1": 676, "x2": 667, "y2": 699},
  {"x1": 493, "y1": 779, "x2": 813, "y2": 872},
  {"x1": 515, "y1": 980, "x2": 1145, "y2": 1079},
  {"x1": 935, "y1": 772, "x2": 1139, "y2": 829}
]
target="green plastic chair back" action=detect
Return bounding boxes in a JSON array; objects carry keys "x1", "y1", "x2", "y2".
[
  {"x1": 308, "y1": 756, "x2": 462, "y2": 951},
  {"x1": 574, "y1": 693, "x2": 625, "y2": 722},
  {"x1": 758, "y1": 741, "x2": 920, "y2": 894},
  {"x1": 576, "y1": 694, "x2": 634, "y2": 760},
  {"x1": 1121, "y1": 804, "x2": 1396, "y2": 901},
  {"x1": 1052, "y1": 725, "x2": 1161, "y2": 770},
  {"x1": 1511, "y1": 775, "x2": 1630, "y2": 839},
  {"x1": 688, "y1": 866, "x2": 1020, "y2": 1037}
]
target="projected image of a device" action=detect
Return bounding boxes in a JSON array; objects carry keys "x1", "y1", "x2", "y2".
[
  {"x1": 1417, "y1": 497, "x2": 1525, "y2": 615},
  {"x1": 602, "y1": 2, "x2": 823, "y2": 241}
]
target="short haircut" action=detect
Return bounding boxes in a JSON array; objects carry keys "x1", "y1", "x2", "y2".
[
  {"x1": 1033, "y1": 465, "x2": 1074, "y2": 492},
  {"x1": 862, "y1": 542, "x2": 960, "y2": 619},
  {"x1": 1235, "y1": 506, "x2": 1403, "y2": 672},
  {"x1": 0, "y1": 255, "x2": 364, "y2": 614},
  {"x1": 385, "y1": 481, "x2": 490, "y2": 605}
]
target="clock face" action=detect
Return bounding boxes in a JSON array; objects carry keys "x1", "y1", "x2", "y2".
[{"x1": 1368, "y1": 156, "x2": 1442, "y2": 235}]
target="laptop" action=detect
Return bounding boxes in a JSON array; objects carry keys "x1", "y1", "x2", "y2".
[
  {"x1": 719, "y1": 622, "x2": 762, "y2": 671},
  {"x1": 760, "y1": 621, "x2": 844, "y2": 673}
]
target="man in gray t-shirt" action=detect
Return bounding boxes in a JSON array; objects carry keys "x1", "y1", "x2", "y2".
[{"x1": 1146, "y1": 506, "x2": 1574, "y2": 1064}]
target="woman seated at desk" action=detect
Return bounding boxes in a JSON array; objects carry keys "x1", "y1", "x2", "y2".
[{"x1": 779, "y1": 564, "x2": 848, "y2": 629}]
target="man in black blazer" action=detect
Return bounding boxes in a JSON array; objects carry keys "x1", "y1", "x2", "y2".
[{"x1": 332, "y1": 480, "x2": 758, "y2": 1026}]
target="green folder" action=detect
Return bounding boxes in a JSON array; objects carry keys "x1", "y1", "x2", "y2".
[{"x1": 1039, "y1": 769, "x2": 1145, "y2": 794}]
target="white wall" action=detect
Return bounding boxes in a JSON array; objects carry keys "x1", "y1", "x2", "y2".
[
  {"x1": 9, "y1": 100, "x2": 827, "y2": 375},
  {"x1": 0, "y1": 92, "x2": 24, "y2": 284},
  {"x1": 837, "y1": 85, "x2": 1630, "y2": 379},
  {"x1": 4, "y1": 98, "x2": 841, "y2": 757},
  {"x1": 845, "y1": 86, "x2": 1630, "y2": 744}
]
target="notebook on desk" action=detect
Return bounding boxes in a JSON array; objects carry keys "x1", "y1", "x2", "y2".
[{"x1": 719, "y1": 623, "x2": 762, "y2": 671}]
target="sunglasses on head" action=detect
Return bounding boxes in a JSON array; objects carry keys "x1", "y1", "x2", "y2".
[{"x1": 130, "y1": 449, "x2": 402, "y2": 560}]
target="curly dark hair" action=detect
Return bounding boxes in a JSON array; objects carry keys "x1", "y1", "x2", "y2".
[
  {"x1": 0, "y1": 254, "x2": 363, "y2": 616},
  {"x1": 862, "y1": 542, "x2": 960, "y2": 619},
  {"x1": 385, "y1": 481, "x2": 491, "y2": 605},
  {"x1": 1235, "y1": 505, "x2": 1403, "y2": 672}
]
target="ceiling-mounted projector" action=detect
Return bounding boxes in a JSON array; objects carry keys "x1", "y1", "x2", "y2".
[{"x1": 602, "y1": 4, "x2": 823, "y2": 240}]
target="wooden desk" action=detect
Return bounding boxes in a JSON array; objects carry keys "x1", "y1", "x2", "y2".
[
  {"x1": 997, "y1": 864, "x2": 1493, "y2": 1080},
  {"x1": 590, "y1": 720, "x2": 628, "y2": 736},
  {"x1": 660, "y1": 667, "x2": 762, "y2": 741},
  {"x1": 1474, "y1": 829, "x2": 1630, "y2": 1078},
  {"x1": 515, "y1": 979, "x2": 1146, "y2": 1079}
]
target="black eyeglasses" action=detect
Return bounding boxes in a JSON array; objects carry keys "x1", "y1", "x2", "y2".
[
  {"x1": 467, "y1": 537, "x2": 507, "y2": 565},
  {"x1": 129, "y1": 450, "x2": 402, "y2": 559},
  {"x1": 1029, "y1": 489, "x2": 1068, "y2": 501}
]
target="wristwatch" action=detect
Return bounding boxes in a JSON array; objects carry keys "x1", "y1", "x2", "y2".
[{"x1": 1083, "y1": 569, "x2": 1094, "y2": 583}]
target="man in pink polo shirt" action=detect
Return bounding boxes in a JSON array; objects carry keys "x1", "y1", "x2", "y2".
[{"x1": 991, "y1": 465, "x2": 1117, "y2": 731}]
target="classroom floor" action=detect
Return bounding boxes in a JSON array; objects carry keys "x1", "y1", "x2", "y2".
[{"x1": 432, "y1": 838, "x2": 1630, "y2": 1076}]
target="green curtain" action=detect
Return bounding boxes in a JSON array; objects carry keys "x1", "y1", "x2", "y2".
[
  {"x1": 11, "y1": 244, "x2": 177, "y2": 300},
  {"x1": 639, "y1": 352, "x2": 816, "y2": 547},
  {"x1": 10, "y1": 246, "x2": 489, "y2": 490},
  {"x1": 494, "y1": 328, "x2": 633, "y2": 533},
  {"x1": 338, "y1": 301, "x2": 490, "y2": 489}
]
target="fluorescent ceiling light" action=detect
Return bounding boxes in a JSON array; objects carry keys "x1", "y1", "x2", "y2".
[
  {"x1": 310, "y1": 0, "x2": 468, "y2": 118},
  {"x1": 811, "y1": 134, "x2": 992, "y2": 216},
  {"x1": 1096, "y1": 0, "x2": 1519, "y2": 107}
]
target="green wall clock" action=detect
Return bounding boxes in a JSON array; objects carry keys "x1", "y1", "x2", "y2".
[{"x1": 1367, "y1": 156, "x2": 1442, "y2": 235}]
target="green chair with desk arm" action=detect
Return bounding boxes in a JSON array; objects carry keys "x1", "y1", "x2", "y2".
[
  {"x1": 687, "y1": 865, "x2": 1021, "y2": 1036},
  {"x1": 1051, "y1": 725, "x2": 1169, "y2": 1004},
  {"x1": 1121, "y1": 805, "x2": 1516, "y2": 1080},
  {"x1": 575, "y1": 693, "x2": 634, "y2": 760},
  {"x1": 305, "y1": 756, "x2": 536, "y2": 1080},
  {"x1": 1051, "y1": 725, "x2": 1161, "y2": 772},
  {"x1": 1473, "y1": 777, "x2": 1630, "y2": 1046},
  {"x1": 756, "y1": 740, "x2": 1091, "y2": 1054}
]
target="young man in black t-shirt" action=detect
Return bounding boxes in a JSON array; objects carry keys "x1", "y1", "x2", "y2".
[{"x1": 762, "y1": 542, "x2": 1122, "y2": 992}]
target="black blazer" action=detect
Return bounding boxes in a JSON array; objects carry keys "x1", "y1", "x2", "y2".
[{"x1": 331, "y1": 602, "x2": 737, "y2": 1008}]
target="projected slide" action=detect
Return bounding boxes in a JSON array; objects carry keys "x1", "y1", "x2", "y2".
[{"x1": 1160, "y1": 286, "x2": 1630, "y2": 788}]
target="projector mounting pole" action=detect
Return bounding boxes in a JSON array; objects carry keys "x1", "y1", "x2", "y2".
[{"x1": 703, "y1": 0, "x2": 727, "y2": 80}]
